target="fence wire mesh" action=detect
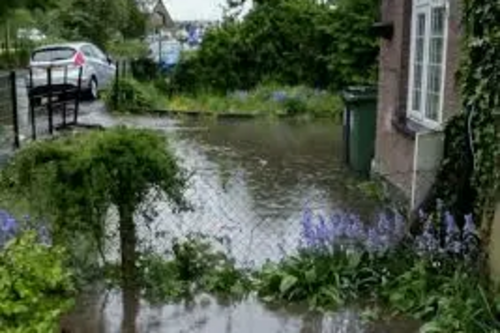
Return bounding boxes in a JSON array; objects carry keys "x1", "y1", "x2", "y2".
[
  {"x1": 0, "y1": 74, "x2": 14, "y2": 157},
  {"x1": 103, "y1": 168, "x2": 310, "y2": 269}
]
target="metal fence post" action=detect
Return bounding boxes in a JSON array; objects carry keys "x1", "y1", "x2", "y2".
[
  {"x1": 74, "y1": 66, "x2": 83, "y2": 124},
  {"x1": 10, "y1": 71, "x2": 19, "y2": 149},
  {"x1": 62, "y1": 66, "x2": 68, "y2": 127},
  {"x1": 113, "y1": 61, "x2": 120, "y2": 110},
  {"x1": 47, "y1": 67, "x2": 53, "y2": 135},
  {"x1": 29, "y1": 69, "x2": 36, "y2": 141}
]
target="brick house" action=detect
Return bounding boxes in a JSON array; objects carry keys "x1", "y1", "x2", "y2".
[
  {"x1": 137, "y1": 0, "x2": 175, "y2": 33},
  {"x1": 372, "y1": 0, "x2": 461, "y2": 209}
]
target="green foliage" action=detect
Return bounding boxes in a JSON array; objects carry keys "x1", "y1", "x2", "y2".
[
  {"x1": 105, "y1": 235, "x2": 252, "y2": 303},
  {"x1": 255, "y1": 246, "x2": 500, "y2": 332},
  {"x1": 104, "y1": 77, "x2": 168, "y2": 113},
  {"x1": 163, "y1": 85, "x2": 343, "y2": 119},
  {"x1": 0, "y1": 127, "x2": 187, "y2": 290},
  {"x1": 106, "y1": 39, "x2": 148, "y2": 60},
  {"x1": 461, "y1": 2, "x2": 500, "y2": 220},
  {"x1": 172, "y1": 0, "x2": 379, "y2": 94},
  {"x1": 0, "y1": 0, "x2": 57, "y2": 19},
  {"x1": 429, "y1": 0, "x2": 500, "y2": 238},
  {"x1": 0, "y1": 232, "x2": 74, "y2": 332},
  {"x1": 38, "y1": 0, "x2": 146, "y2": 50}
]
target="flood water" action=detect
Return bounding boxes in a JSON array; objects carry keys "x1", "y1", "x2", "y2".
[{"x1": 62, "y1": 103, "x2": 420, "y2": 333}]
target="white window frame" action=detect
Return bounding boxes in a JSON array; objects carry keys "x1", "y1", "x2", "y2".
[{"x1": 407, "y1": 0, "x2": 449, "y2": 130}]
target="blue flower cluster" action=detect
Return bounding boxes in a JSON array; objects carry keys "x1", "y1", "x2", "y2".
[
  {"x1": 0, "y1": 210, "x2": 18, "y2": 248},
  {"x1": 415, "y1": 208, "x2": 478, "y2": 258},
  {"x1": 301, "y1": 208, "x2": 405, "y2": 253},
  {"x1": 229, "y1": 90, "x2": 249, "y2": 101},
  {"x1": 271, "y1": 91, "x2": 289, "y2": 102},
  {"x1": 301, "y1": 202, "x2": 479, "y2": 259},
  {"x1": 0, "y1": 210, "x2": 51, "y2": 248}
]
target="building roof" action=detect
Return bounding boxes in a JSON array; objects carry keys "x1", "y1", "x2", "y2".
[{"x1": 137, "y1": 0, "x2": 167, "y2": 14}]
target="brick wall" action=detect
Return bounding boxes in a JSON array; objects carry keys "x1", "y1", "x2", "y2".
[
  {"x1": 373, "y1": 0, "x2": 462, "y2": 200},
  {"x1": 373, "y1": 0, "x2": 414, "y2": 198}
]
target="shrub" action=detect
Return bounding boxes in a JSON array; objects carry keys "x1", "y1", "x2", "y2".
[
  {"x1": 104, "y1": 77, "x2": 155, "y2": 113},
  {"x1": 171, "y1": 0, "x2": 379, "y2": 94},
  {"x1": 0, "y1": 232, "x2": 74, "y2": 332}
]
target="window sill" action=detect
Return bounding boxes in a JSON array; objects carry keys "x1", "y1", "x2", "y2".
[{"x1": 392, "y1": 117, "x2": 440, "y2": 140}]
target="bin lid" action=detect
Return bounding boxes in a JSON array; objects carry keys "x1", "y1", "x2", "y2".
[{"x1": 341, "y1": 85, "x2": 378, "y2": 102}]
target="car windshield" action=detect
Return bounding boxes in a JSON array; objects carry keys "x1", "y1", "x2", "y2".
[{"x1": 32, "y1": 47, "x2": 76, "y2": 62}]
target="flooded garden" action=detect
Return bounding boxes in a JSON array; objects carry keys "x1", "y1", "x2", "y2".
[
  {"x1": 61, "y1": 115, "x2": 421, "y2": 333},
  {"x1": 1, "y1": 106, "x2": 496, "y2": 333}
]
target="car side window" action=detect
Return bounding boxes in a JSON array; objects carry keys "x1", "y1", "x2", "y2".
[
  {"x1": 90, "y1": 45, "x2": 107, "y2": 62},
  {"x1": 81, "y1": 46, "x2": 95, "y2": 58}
]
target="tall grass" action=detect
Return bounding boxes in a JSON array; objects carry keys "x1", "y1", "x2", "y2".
[{"x1": 162, "y1": 84, "x2": 343, "y2": 119}]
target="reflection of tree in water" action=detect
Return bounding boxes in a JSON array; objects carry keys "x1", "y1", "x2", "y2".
[
  {"x1": 122, "y1": 289, "x2": 139, "y2": 333},
  {"x1": 178, "y1": 119, "x2": 382, "y2": 218},
  {"x1": 300, "y1": 312, "x2": 323, "y2": 333}
]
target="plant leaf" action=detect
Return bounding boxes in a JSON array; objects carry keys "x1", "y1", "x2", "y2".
[{"x1": 279, "y1": 275, "x2": 298, "y2": 295}]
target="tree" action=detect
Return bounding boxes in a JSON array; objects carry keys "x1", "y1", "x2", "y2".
[
  {"x1": 174, "y1": 0, "x2": 379, "y2": 93},
  {"x1": 1, "y1": 128, "x2": 188, "y2": 331},
  {"x1": 54, "y1": 0, "x2": 147, "y2": 49}
]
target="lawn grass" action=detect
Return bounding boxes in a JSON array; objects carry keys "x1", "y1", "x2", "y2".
[
  {"x1": 107, "y1": 77, "x2": 343, "y2": 120},
  {"x1": 161, "y1": 84, "x2": 343, "y2": 119}
]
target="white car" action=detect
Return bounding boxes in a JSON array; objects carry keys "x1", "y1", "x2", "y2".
[{"x1": 27, "y1": 42, "x2": 116, "y2": 103}]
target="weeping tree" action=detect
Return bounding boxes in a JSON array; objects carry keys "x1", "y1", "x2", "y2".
[{"x1": 0, "y1": 127, "x2": 188, "y2": 304}]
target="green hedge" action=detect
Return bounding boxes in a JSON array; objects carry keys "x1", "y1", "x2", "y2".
[{"x1": 171, "y1": 0, "x2": 379, "y2": 94}]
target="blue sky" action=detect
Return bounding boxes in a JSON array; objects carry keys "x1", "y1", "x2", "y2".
[{"x1": 165, "y1": 0, "x2": 252, "y2": 21}]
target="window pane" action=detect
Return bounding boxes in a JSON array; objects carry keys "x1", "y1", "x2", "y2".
[
  {"x1": 425, "y1": 6, "x2": 446, "y2": 121},
  {"x1": 412, "y1": 13, "x2": 426, "y2": 113},
  {"x1": 426, "y1": 93, "x2": 440, "y2": 121},
  {"x1": 431, "y1": 7, "x2": 445, "y2": 36}
]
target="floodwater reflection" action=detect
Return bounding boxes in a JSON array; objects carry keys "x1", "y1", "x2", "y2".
[{"x1": 63, "y1": 290, "x2": 420, "y2": 333}]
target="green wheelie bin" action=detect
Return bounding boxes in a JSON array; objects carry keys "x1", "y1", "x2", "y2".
[{"x1": 342, "y1": 86, "x2": 378, "y2": 176}]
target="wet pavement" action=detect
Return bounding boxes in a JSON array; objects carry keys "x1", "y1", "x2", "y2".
[{"x1": 42, "y1": 101, "x2": 418, "y2": 332}]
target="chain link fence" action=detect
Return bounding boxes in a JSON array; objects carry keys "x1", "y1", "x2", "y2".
[{"x1": 0, "y1": 72, "x2": 19, "y2": 162}]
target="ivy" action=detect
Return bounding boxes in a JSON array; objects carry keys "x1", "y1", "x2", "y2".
[
  {"x1": 460, "y1": 0, "x2": 500, "y2": 227},
  {"x1": 431, "y1": 1, "x2": 500, "y2": 242}
]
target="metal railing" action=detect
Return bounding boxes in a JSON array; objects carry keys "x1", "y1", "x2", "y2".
[{"x1": 0, "y1": 66, "x2": 84, "y2": 157}]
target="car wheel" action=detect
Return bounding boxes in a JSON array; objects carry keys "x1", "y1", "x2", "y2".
[{"x1": 88, "y1": 77, "x2": 98, "y2": 100}]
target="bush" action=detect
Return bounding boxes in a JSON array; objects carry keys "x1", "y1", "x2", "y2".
[
  {"x1": 171, "y1": 0, "x2": 379, "y2": 94},
  {"x1": 105, "y1": 235, "x2": 251, "y2": 303},
  {"x1": 0, "y1": 232, "x2": 74, "y2": 332},
  {"x1": 130, "y1": 57, "x2": 161, "y2": 82},
  {"x1": 104, "y1": 77, "x2": 156, "y2": 113}
]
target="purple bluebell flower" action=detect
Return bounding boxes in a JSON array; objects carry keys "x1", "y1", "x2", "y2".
[
  {"x1": 271, "y1": 91, "x2": 288, "y2": 102},
  {"x1": 443, "y1": 211, "x2": 462, "y2": 254},
  {"x1": 376, "y1": 212, "x2": 393, "y2": 235},
  {"x1": 462, "y1": 213, "x2": 479, "y2": 259},
  {"x1": 232, "y1": 90, "x2": 248, "y2": 101},
  {"x1": 463, "y1": 214, "x2": 476, "y2": 236},
  {"x1": 393, "y1": 211, "x2": 405, "y2": 241},
  {"x1": 0, "y1": 210, "x2": 17, "y2": 233},
  {"x1": 37, "y1": 225, "x2": 52, "y2": 246},
  {"x1": 415, "y1": 229, "x2": 440, "y2": 255},
  {"x1": 301, "y1": 208, "x2": 315, "y2": 247},
  {"x1": 366, "y1": 228, "x2": 383, "y2": 253},
  {"x1": 316, "y1": 214, "x2": 330, "y2": 245},
  {"x1": 0, "y1": 210, "x2": 19, "y2": 249},
  {"x1": 444, "y1": 211, "x2": 459, "y2": 237},
  {"x1": 345, "y1": 217, "x2": 365, "y2": 242}
]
